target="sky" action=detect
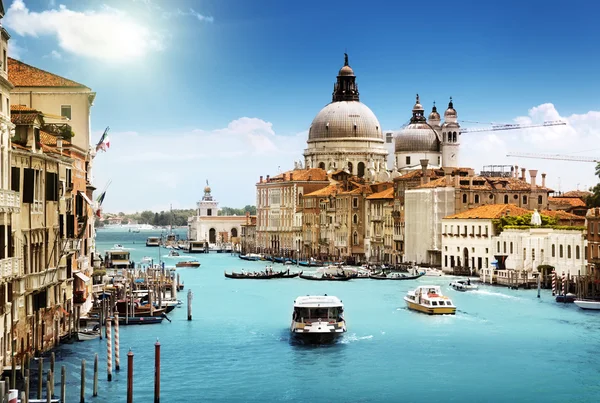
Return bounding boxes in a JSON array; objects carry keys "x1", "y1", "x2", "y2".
[{"x1": 4, "y1": 0, "x2": 600, "y2": 213}]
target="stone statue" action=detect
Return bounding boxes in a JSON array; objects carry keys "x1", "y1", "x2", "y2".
[{"x1": 344, "y1": 53, "x2": 348, "y2": 66}]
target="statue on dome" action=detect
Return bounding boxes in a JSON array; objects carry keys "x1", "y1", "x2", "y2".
[{"x1": 344, "y1": 53, "x2": 348, "y2": 66}]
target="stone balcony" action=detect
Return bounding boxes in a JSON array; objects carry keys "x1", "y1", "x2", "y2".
[
  {"x1": 0, "y1": 189, "x2": 20, "y2": 212},
  {"x1": 0, "y1": 257, "x2": 21, "y2": 278},
  {"x1": 371, "y1": 215, "x2": 382, "y2": 222}
]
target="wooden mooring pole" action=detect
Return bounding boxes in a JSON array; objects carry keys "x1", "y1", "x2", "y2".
[
  {"x1": 38, "y1": 358, "x2": 43, "y2": 400},
  {"x1": 107, "y1": 317, "x2": 113, "y2": 381},
  {"x1": 154, "y1": 339, "x2": 161, "y2": 403},
  {"x1": 115, "y1": 312, "x2": 120, "y2": 371},
  {"x1": 46, "y1": 371, "x2": 52, "y2": 403},
  {"x1": 61, "y1": 365, "x2": 66, "y2": 403},
  {"x1": 127, "y1": 349, "x2": 134, "y2": 403},
  {"x1": 187, "y1": 289, "x2": 193, "y2": 321},
  {"x1": 50, "y1": 352, "x2": 55, "y2": 397},
  {"x1": 80, "y1": 359, "x2": 86, "y2": 403},
  {"x1": 93, "y1": 354, "x2": 98, "y2": 397}
]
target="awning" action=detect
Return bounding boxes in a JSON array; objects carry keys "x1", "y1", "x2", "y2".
[
  {"x1": 75, "y1": 272, "x2": 90, "y2": 283},
  {"x1": 78, "y1": 191, "x2": 94, "y2": 207}
]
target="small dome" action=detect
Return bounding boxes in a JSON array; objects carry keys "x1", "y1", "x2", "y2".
[
  {"x1": 413, "y1": 94, "x2": 424, "y2": 112},
  {"x1": 204, "y1": 186, "x2": 211, "y2": 193},
  {"x1": 395, "y1": 123, "x2": 440, "y2": 153},
  {"x1": 339, "y1": 65, "x2": 354, "y2": 76},
  {"x1": 444, "y1": 97, "x2": 457, "y2": 118},
  {"x1": 428, "y1": 103, "x2": 441, "y2": 122},
  {"x1": 308, "y1": 101, "x2": 383, "y2": 141}
]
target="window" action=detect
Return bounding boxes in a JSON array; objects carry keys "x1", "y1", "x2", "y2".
[
  {"x1": 552, "y1": 244, "x2": 555, "y2": 257},
  {"x1": 522, "y1": 195, "x2": 528, "y2": 204},
  {"x1": 504, "y1": 195, "x2": 509, "y2": 204},
  {"x1": 207, "y1": 209, "x2": 212, "y2": 216},
  {"x1": 559, "y1": 245, "x2": 563, "y2": 258},
  {"x1": 60, "y1": 105, "x2": 72, "y2": 120},
  {"x1": 497, "y1": 241, "x2": 500, "y2": 252},
  {"x1": 462, "y1": 194, "x2": 467, "y2": 203},
  {"x1": 510, "y1": 242, "x2": 513, "y2": 254},
  {"x1": 576, "y1": 245, "x2": 580, "y2": 260},
  {"x1": 353, "y1": 214, "x2": 358, "y2": 224},
  {"x1": 567, "y1": 245, "x2": 571, "y2": 259},
  {"x1": 532, "y1": 249, "x2": 535, "y2": 261},
  {"x1": 353, "y1": 197, "x2": 358, "y2": 208},
  {"x1": 538, "y1": 195, "x2": 543, "y2": 204},
  {"x1": 11, "y1": 167, "x2": 20, "y2": 192},
  {"x1": 353, "y1": 232, "x2": 358, "y2": 245},
  {"x1": 406, "y1": 156, "x2": 411, "y2": 165},
  {"x1": 357, "y1": 162, "x2": 365, "y2": 178},
  {"x1": 474, "y1": 194, "x2": 480, "y2": 203},
  {"x1": 503, "y1": 242, "x2": 506, "y2": 253},
  {"x1": 437, "y1": 156, "x2": 441, "y2": 165}
]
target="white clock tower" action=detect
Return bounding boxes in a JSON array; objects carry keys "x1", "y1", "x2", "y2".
[{"x1": 441, "y1": 97, "x2": 460, "y2": 168}]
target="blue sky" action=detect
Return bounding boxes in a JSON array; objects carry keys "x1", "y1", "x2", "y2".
[{"x1": 5, "y1": 0, "x2": 600, "y2": 212}]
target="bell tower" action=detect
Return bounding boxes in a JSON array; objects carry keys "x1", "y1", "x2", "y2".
[
  {"x1": 332, "y1": 53, "x2": 360, "y2": 102},
  {"x1": 441, "y1": 97, "x2": 460, "y2": 168}
]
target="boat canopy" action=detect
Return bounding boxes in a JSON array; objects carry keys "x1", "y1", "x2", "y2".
[{"x1": 294, "y1": 295, "x2": 343, "y2": 308}]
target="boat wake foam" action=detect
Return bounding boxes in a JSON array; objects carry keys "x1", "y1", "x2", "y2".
[
  {"x1": 471, "y1": 289, "x2": 521, "y2": 300},
  {"x1": 340, "y1": 334, "x2": 373, "y2": 344}
]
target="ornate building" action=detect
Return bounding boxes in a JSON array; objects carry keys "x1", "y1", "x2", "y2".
[
  {"x1": 303, "y1": 54, "x2": 388, "y2": 181},
  {"x1": 394, "y1": 96, "x2": 460, "y2": 171}
]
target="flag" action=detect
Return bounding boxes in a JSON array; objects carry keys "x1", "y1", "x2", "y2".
[
  {"x1": 95, "y1": 127, "x2": 110, "y2": 152},
  {"x1": 96, "y1": 190, "x2": 106, "y2": 207}
]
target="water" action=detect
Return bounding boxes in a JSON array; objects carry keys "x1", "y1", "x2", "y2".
[{"x1": 45, "y1": 228, "x2": 600, "y2": 402}]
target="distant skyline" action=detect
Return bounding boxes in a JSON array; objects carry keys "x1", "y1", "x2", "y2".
[{"x1": 4, "y1": 0, "x2": 600, "y2": 212}]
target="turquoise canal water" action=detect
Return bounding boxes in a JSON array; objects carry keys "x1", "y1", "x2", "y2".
[{"x1": 44, "y1": 228, "x2": 600, "y2": 402}]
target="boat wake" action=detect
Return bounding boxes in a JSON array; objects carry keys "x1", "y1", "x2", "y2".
[
  {"x1": 340, "y1": 334, "x2": 373, "y2": 344},
  {"x1": 470, "y1": 289, "x2": 521, "y2": 300}
]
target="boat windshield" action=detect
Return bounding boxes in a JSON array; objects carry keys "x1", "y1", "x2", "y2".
[{"x1": 294, "y1": 307, "x2": 343, "y2": 322}]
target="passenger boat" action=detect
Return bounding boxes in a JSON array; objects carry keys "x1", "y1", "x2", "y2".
[
  {"x1": 370, "y1": 272, "x2": 423, "y2": 280},
  {"x1": 188, "y1": 241, "x2": 206, "y2": 253},
  {"x1": 290, "y1": 295, "x2": 346, "y2": 344},
  {"x1": 299, "y1": 273, "x2": 354, "y2": 281},
  {"x1": 555, "y1": 293, "x2": 576, "y2": 303},
  {"x1": 449, "y1": 279, "x2": 478, "y2": 291},
  {"x1": 224, "y1": 270, "x2": 286, "y2": 279},
  {"x1": 77, "y1": 325, "x2": 100, "y2": 341},
  {"x1": 574, "y1": 299, "x2": 600, "y2": 310},
  {"x1": 168, "y1": 250, "x2": 180, "y2": 257},
  {"x1": 146, "y1": 237, "x2": 161, "y2": 247},
  {"x1": 176, "y1": 260, "x2": 201, "y2": 268},
  {"x1": 404, "y1": 285, "x2": 456, "y2": 315}
]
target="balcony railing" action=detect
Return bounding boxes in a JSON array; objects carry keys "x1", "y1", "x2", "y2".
[
  {"x1": 0, "y1": 189, "x2": 20, "y2": 211},
  {"x1": 62, "y1": 239, "x2": 81, "y2": 252},
  {"x1": 371, "y1": 215, "x2": 382, "y2": 222},
  {"x1": 0, "y1": 257, "x2": 21, "y2": 277}
]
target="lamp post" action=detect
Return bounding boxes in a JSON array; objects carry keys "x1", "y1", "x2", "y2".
[{"x1": 296, "y1": 249, "x2": 299, "y2": 267}]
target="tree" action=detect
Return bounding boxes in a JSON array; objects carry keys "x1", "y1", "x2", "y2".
[{"x1": 588, "y1": 163, "x2": 600, "y2": 207}]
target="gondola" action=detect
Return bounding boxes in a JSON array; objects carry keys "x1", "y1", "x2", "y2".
[
  {"x1": 224, "y1": 271, "x2": 286, "y2": 279},
  {"x1": 369, "y1": 273, "x2": 424, "y2": 280},
  {"x1": 299, "y1": 274, "x2": 354, "y2": 281},
  {"x1": 281, "y1": 271, "x2": 302, "y2": 278}
]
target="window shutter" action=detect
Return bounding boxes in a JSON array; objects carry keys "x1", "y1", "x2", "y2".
[
  {"x1": 11, "y1": 167, "x2": 20, "y2": 192},
  {"x1": 45, "y1": 172, "x2": 54, "y2": 201},
  {"x1": 66, "y1": 215, "x2": 75, "y2": 238},
  {"x1": 59, "y1": 215, "x2": 64, "y2": 238},
  {"x1": 23, "y1": 168, "x2": 34, "y2": 203},
  {"x1": 76, "y1": 193, "x2": 83, "y2": 216}
]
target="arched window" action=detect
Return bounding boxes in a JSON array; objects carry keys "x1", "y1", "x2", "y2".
[
  {"x1": 567, "y1": 245, "x2": 572, "y2": 259},
  {"x1": 453, "y1": 132, "x2": 457, "y2": 142},
  {"x1": 503, "y1": 242, "x2": 506, "y2": 253},
  {"x1": 353, "y1": 232, "x2": 358, "y2": 245},
  {"x1": 552, "y1": 244, "x2": 555, "y2": 257},
  {"x1": 510, "y1": 242, "x2": 513, "y2": 254},
  {"x1": 357, "y1": 162, "x2": 365, "y2": 178},
  {"x1": 497, "y1": 241, "x2": 500, "y2": 252},
  {"x1": 318, "y1": 162, "x2": 325, "y2": 170},
  {"x1": 462, "y1": 194, "x2": 467, "y2": 203},
  {"x1": 559, "y1": 245, "x2": 563, "y2": 258},
  {"x1": 538, "y1": 195, "x2": 543, "y2": 205},
  {"x1": 576, "y1": 245, "x2": 580, "y2": 260},
  {"x1": 353, "y1": 214, "x2": 358, "y2": 224},
  {"x1": 442, "y1": 132, "x2": 446, "y2": 142},
  {"x1": 474, "y1": 194, "x2": 480, "y2": 203},
  {"x1": 522, "y1": 195, "x2": 528, "y2": 205},
  {"x1": 347, "y1": 162, "x2": 353, "y2": 174},
  {"x1": 504, "y1": 195, "x2": 509, "y2": 204},
  {"x1": 231, "y1": 228, "x2": 238, "y2": 238}
]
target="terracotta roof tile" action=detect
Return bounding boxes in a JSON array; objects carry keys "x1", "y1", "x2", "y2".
[
  {"x1": 40, "y1": 130, "x2": 71, "y2": 147},
  {"x1": 8, "y1": 57, "x2": 88, "y2": 88},
  {"x1": 548, "y1": 197, "x2": 586, "y2": 207},
  {"x1": 561, "y1": 190, "x2": 592, "y2": 198},
  {"x1": 304, "y1": 184, "x2": 338, "y2": 197},
  {"x1": 367, "y1": 187, "x2": 394, "y2": 200},
  {"x1": 10, "y1": 104, "x2": 38, "y2": 112},
  {"x1": 445, "y1": 204, "x2": 531, "y2": 219},
  {"x1": 417, "y1": 177, "x2": 448, "y2": 188},
  {"x1": 11, "y1": 113, "x2": 39, "y2": 125},
  {"x1": 267, "y1": 168, "x2": 328, "y2": 182},
  {"x1": 540, "y1": 210, "x2": 585, "y2": 221}
]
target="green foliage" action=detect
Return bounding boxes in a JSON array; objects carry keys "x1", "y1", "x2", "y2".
[
  {"x1": 503, "y1": 225, "x2": 585, "y2": 231},
  {"x1": 537, "y1": 264, "x2": 555, "y2": 272},
  {"x1": 492, "y1": 213, "x2": 557, "y2": 233},
  {"x1": 218, "y1": 205, "x2": 256, "y2": 216},
  {"x1": 112, "y1": 206, "x2": 256, "y2": 227}
]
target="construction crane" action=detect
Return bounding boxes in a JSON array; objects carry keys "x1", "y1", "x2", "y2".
[
  {"x1": 505, "y1": 152, "x2": 600, "y2": 163},
  {"x1": 461, "y1": 120, "x2": 566, "y2": 133}
]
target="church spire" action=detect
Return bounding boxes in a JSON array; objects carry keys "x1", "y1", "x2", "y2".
[{"x1": 332, "y1": 53, "x2": 360, "y2": 102}]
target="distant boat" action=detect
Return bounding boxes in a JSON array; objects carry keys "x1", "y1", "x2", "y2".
[
  {"x1": 574, "y1": 299, "x2": 600, "y2": 310},
  {"x1": 176, "y1": 261, "x2": 201, "y2": 268}
]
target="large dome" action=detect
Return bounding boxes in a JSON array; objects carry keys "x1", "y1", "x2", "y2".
[
  {"x1": 308, "y1": 101, "x2": 383, "y2": 141},
  {"x1": 395, "y1": 123, "x2": 440, "y2": 153}
]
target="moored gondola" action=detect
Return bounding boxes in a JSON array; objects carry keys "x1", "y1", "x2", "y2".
[
  {"x1": 281, "y1": 271, "x2": 302, "y2": 278},
  {"x1": 299, "y1": 273, "x2": 354, "y2": 281},
  {"x1": 369, "y1": 273, "x2": 424, "y2": 280},
  {"x1": 224, "y1": 271, "x2": 286, "y2": 279}
]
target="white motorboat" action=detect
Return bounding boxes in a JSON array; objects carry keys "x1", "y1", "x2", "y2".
[
  {"x1": 146, "y1": 237, "x2": 161, "y2": 247},
  {"x1": 77, "y1": 325, "x2": 100, "y2": 341},
  {"x1": 450, "y1": 279, "x2": 478, "y2": 292},
  {"x1": 421, "y1": 267, "x2": 443, "y2": 277},
  {"x1": 290, "y1": 295, "x2": 346, "y2": 343},
  {"x1": 574, "y1": 300, "x2": 600, "y2": 310},
  {"x1": 168, "y1": 250, "x2": 180, "y2": 257},
  {"x1": 404, "y1": 285, "x2": 456, "y2": 315}
]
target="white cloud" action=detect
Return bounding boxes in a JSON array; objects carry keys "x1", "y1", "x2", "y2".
[
  {"x1": 133, "y1": 0, "x2": 214, "y2": 23},
  {"x1": 462, "y1": 103, "x2": 600, "y2": 194},
  {"x1": 93, "y1": 118, "x2": 306, "y2": 213},
  {"x1": 5, "y1": 0, "x2": 164, "y2": 62},
  {"x1": 7, "y1": 38, "x2": 25, "y2": 59},
  {"x1": 43, "y1": 49, "x2": 61, "y2": 59}
]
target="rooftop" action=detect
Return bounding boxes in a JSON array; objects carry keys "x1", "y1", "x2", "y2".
[
  {"x1": 548, "y1": 197, "x2": 586, "y2": 207},
  {"x1": 304, "y1": 184, "x2": 338, "y2": 197},
  {"x1": 8, "y1": 57, "x2": 88, "y2": 88},
  {"x1": 445, "y1": 204, "x2": 531, "y2": 219},
  {"x1": 264, "y1": 168, "x2": 328, "y2": 183},
  {"x1": 367, "y1": 187, "x2": 394, "y2": 200}
]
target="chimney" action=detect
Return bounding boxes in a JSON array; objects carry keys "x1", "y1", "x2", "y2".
[
  {"x1": 541, "y1": 173, "x2": 546, "y2": 188},
  {"x1": 260, "y1": 175, "x2": 263, "y2": 183},
  {"x1": 420, "y1": 159, "x2": 429, "y2": 185},
  {"x1": 520, "y1": 167, "x2": 526, "y2": 180},
  {"x1": 290, "y1": 172, "x2": 293, "y2": 181},
  {"x1": 529, "y1": 169, "x2": 538, "y2": 188},
  {"x1": 266, "y1": 175, "x2": 270, "y2": 182},
  {"x1": 444, "y1": 167, "x2": 452, "y2": 188},
  {"x1": 514, "y1": 165, "x2": 519, "y2": 178}
]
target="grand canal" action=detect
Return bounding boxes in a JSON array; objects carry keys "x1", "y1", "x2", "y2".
[{"x1": 46, "y1": 228, "x2": 600, "y2": 402}]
